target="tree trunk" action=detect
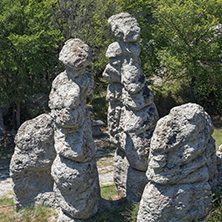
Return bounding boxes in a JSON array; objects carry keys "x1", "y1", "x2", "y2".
[{"x1": 16, "y1": 101, "x2": 21, "y2": 129}]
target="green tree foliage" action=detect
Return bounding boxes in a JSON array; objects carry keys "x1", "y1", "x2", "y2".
[
  {"x1": 121, "y1": 0, "x2": 222, "y2": 116},
  {"x1": 0, "y1": 0, "x2": 64, "y2": 128},
  {"x1": 52, "y1": 0, "x2": 122, "y2": 88}
]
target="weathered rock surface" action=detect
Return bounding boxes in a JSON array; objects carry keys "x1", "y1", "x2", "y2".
[
  {"x1": 217, "y1": 144, "x2": 222, "y2": 189},
  {"x1": 57, "y1": 209, "x2": 83, "y2": 222},
  {"x1": 113, "y1": 148, "x2": 129, "y2": 196},
  {"x1": 59, "y1": 38, "x2": 92, "y2": 71},
  {"x1": 138, "y1": 103, "x2": 217, "y2": 222},
  {"x1": 10, "y1": 114, "x2": 56, "y2": 210},
  {"x1": 104, "y1": 13, "x2": 158, "y2": 202},
  {"x1": 138, "y1": 181, "x2": 212, "y2": 222},
  {"x1": 108, "y1": 12, "x2": 140, "y2": 42},
  {"x1": 126, "y1": 166, "x2": 148, "y2": 204},
  {"x1": 50, "y1": 38, "x2": 100, "y2": 221}
]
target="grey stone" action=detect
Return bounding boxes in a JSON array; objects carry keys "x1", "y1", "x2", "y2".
[
  {"x1": 121, "y1": 61, "x2": 145, "y2": 94},
  {"x1": 121, "y1": 86, "x2": 154, "y2": 111},
  {"x1": 126, "y1": 166, "x2": 148, "y2": 204},
  {"x1": 50, "y1": 39, "x2": 100, "y2": 221},
  {"x1": 51, "y1": 156, "x2": 98, "y2": 193},
  {"x1": 113, "y1": 148, "x2": 129, "y2": 196},
  {"x1": 138, "y1": 103, "x2": 217, "y2": 222},
  {"x1": 106, "y1": 83, "x2": 123, "y2": 102},
  {"x1": 49, "y1": 71, "x2": 81, "y2": 111},
  {"x1": 217, "y1": 144, "x2": 222, "y2": 189},
  {"x1": 10, "y1": 114, "x2": 56, "y2": 210},
  {"x1": 52, "y1": 157, "x2": 100, "y2": 219},
  {"x1": 59, "y1": 38, "x2": 92, "y2": 71},
  {"x1": 124, "y1": 131, "x2": 153, "y2": 172},
  {"x1": 106, "y1": 41, "x2": 123, "y2": 58},
  {"x1": 147, "y1": 103, "x2": 216, "y2": 185},
  {"x1": 103, "y1": 63, "x2": 121, "y2": 82},
  {"x1": 105, "y1": 13, "x2": 158, "y2": 204},
  {"x1": 138, "y1": 181, "x2": 212, "y2": 222},
  {"x1": 35, "y1": 192, "x2": 58, "y2": 208},
  {"x1": 91, "y1": 120, "x2": 105, "y2": 136},
  {"x1": 108, "y1": 12, "x2": 140, "y2": 42},
  {"x1": 107, "y1": 104, "x2": 124, "y2": 146},
  {"x1": 53, "y1": 109, "x2": 96, "y2": 163},
  {"x1": 58, "y1": 209, "x2": 84, "y2": 222}
]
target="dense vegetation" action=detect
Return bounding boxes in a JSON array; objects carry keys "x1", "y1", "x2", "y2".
[{"x1": 0, "y1": 0, "x2": 221, "y2": 128}]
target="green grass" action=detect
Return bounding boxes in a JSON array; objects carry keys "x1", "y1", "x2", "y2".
[
  {"x1": 0, "y1": 196, "x2": 57, "y2": 222},
  {"x1": 213, "y1": 127, "x2": 222, "y2": 150},
  {"x1": 206, "y1": 193, "x2": 222, "y2": 222},
  {"x1": 212, "y1": 117, "x2": 222, "y2": 150},
  {"x1": 2, "y1": 187, "x2": 222, "y2": 221},
  {"x1": 100, "y1": 184, "x2": 117, "y2": 200}
]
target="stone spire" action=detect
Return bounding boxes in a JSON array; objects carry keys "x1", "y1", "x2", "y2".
[
  {"x1": 49, "y1": 39, "x2": 100, "y2": 221},
  {"x1": 138, "y1": 103, "x2": 218, "y2": 222},
  {"x1": 104, "y1": 12, "x2": 159, "y2": 203}
]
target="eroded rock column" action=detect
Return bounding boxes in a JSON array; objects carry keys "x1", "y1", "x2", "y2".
[
  {"x1": 103, "y1": 13, "x2": 159, "y2": 203},
  {"x1": 10, "y1": 114, "x2": 56, "y2": 210},
  {"x1": 138, "y1": 103, "x2": 218, "y2": 222},
  {"x1": 50, "y1": 39, "x2": 100, "y2": 221}
]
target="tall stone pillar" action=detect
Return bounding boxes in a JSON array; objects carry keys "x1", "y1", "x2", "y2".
[
  {"x1": 103, "y1": 13, "x2": 159, "y2": 203},
  {"x1": 50, "y1": 39, "x2": 100, "y2": 221},
  {"x1": 138, "y1": 103, "x2": 218, "y2": 222}
]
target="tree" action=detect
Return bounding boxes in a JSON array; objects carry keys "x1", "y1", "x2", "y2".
[
  {"x1": 122, "y1": 0, "x2": 222, "y2": 116},
  {"x1": 0, "y1": 0, "x2": 64, "y2": 128}
]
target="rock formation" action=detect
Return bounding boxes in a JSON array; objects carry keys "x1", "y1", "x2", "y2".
[
  {"x1": 138, "y1": 103, "x2": 218, "y2": 222},
  {"x1": 50, "y1": 39, "x2": 100, "y2": 221},
  {"x1": 217, "y1": 144, "x2": 222, "y2": 190},
  {"x1": 10, "y1": 114, "x2": 56, "y2": 210},
  {"x1": 103, "y1": 12, "x2": 159, "y2": 203}
]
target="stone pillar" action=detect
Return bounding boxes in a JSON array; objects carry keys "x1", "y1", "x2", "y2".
[
  {"x1": 49, "y1": 39, "x2": 100, "y2": 221},
  {"x1": 103, "y1": 13, "x2": 159, "y2": 203},
  {"x1": 216, "y1": 144, "x2": 222, "y2": 190},
  {"x1": 10, "y1": 114, "x2": 56, "y2": 210},
  {"x1": 138, "y1": 103, "x2": 218, "y2": 222}
]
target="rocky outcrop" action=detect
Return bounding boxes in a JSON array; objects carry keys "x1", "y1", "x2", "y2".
[
  {"x1": 138, "y1": 103, "x2": 217, "y2": 222},
  {"x1": 50, "y1": 39, "x2": 100, "y2": 221},
  {"x1": 104, "y1": 12, "x2": 158, "y2": 203},
  {"x1": 217, "y1": 145, "x2": 222, "y2": 189},
  {"x1": 10, "y1": 114, "x2": 56, "y2": 210}
]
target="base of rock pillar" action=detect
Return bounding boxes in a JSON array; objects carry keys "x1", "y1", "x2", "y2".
[
  {"x1": 57, "y1": 209, "x2": 84, "y2": 222},
  {"x1": 113, "y1": 148, "x2": 129, "y2": 197},
  {"x1": 126, "y1": 166, "x2": 148, "y2": 204}
]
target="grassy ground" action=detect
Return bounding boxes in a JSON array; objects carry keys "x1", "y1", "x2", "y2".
[
  {"x1": 212, "y1": 118, "x2": 222, "y2": 150},
  {"x1": 213, "y1": 127, "x2": 222, "y2": 150},
  {"x1": 0, "y1": 193, "x2": 57, "y2": 222},
  {"x1": 1, "y1": 188, "x2": 222, "y2": 221},
  {"x1": 100, "y1": 184, "x2": 117, "y2": 200}
]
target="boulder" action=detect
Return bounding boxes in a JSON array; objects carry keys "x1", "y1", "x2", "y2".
[
  {"x1": 138, "y1": 103, "x2": 217, "y2": 222},
  {"x1": 10, "y1": 113, "x2": 56, "y2": 210},
  {"x1": 108, "y1": 12, "x2": 140, "y2": 42}
]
